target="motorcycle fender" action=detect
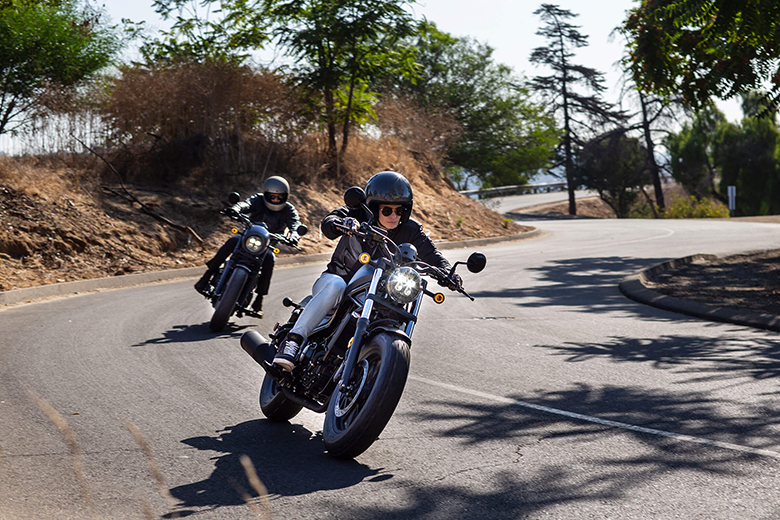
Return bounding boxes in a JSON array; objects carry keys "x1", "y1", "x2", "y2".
[{"x1": 365, "y1": 326, "x2": 411, "y2": 346}]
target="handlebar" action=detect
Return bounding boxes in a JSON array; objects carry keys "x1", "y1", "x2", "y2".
[
  {"x1": 220, "y1": 208, "x2": 302, "y2": 250},
  {"x1": 334, "y1": 220, "x2": 474, "y2": 300}
]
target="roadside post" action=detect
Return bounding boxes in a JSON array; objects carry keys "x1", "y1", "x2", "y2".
[{"x1": 727, "y1": 185, "x2": 736, "y2": 217}]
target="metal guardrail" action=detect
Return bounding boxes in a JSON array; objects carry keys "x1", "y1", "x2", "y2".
[{"x1": 459, "y1": 182, "x2": 567, "y2": 199}]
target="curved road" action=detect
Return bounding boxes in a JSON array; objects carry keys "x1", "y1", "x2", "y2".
[{"x1": 2, "y1": 218, "x2": 780, "y2": 519}]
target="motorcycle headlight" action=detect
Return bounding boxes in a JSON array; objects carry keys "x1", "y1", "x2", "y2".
[
  {"x1": 386, "y1": 266, "x2": 423, "y2": 304},
  {"x1": 244, "y1": 233, "x2": 268, "y2": 254}
]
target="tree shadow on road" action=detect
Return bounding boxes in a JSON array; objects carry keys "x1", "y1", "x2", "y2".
[
  {"x1": 469, "y1": 255, "x2": 705, "y2": 324},
  {"x1": 539, "y1": 331, "x2": 780, "y2": 384}
]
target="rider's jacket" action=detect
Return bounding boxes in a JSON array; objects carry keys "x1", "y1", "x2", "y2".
[
  {"x1": 232, "y1": 194, "x2": 302, "y2": 237},
  {"x1": 321, "y1": 205, "x2": 451, "y2": 282}
]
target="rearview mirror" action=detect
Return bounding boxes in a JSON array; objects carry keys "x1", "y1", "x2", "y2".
[
  {"x1": 296, "y1": 224, "x2": 309, "y2": 236},
  {"x1": 467, "y1": 252, "x2": 486, "y2": 273},
  {"x1": 228, "y1": 192, "x2": 240, "y2": 205},
  {"x1": 344, "y1": 186, "x2": 366, "y2": 208}
]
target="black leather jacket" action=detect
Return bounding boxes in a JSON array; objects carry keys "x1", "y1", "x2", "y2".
[
  {"x1": 232, "y1": 194, "x2": 302, "y2": 238},
  {"x1": 321, "y1": 205, "x2": 451, "y2": 281}
]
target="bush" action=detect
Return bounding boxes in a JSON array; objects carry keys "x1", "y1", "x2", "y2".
[{"x1": 663, "y1": 196, "x2": 730, "y2": 218}]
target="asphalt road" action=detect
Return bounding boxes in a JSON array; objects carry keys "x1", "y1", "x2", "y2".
[
  {"x1": 471, "y1": 189, "x2": 597, "y2": 214},
  {"x1": 3, "y1": 217, "x2": 780, "y2": 519}
]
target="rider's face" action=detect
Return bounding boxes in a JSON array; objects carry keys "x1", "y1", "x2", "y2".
[{"x1": 378, "y1": 204, "x2": 402, "y2": 230}]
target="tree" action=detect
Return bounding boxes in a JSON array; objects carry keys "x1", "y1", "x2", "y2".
[
  {"x1": 530, "y1": 4, "x2": 624, "y2": 215},
  {"x1": 142, "y1": 0, "x2": 270, "y2": 65},
  {"x1": 574, "y1": 131, "x2": 650, "y2": 218},
  {"x1": 665, "y1": 105, "x2": 726, "y2": 199},
  {"x1": 264, "y1": 0, "x2": 418, "y2": 164},
  {"x1": 0, "y1": 0, "x2": 120, "y2": 135},
  {"x1": 621, "y1": 0, "x2": 780, "y2": 109},
  {"x1": 390, "y1": 23, "x2": 558, "y2": 188},
  {"x1": 713, "y1": 104, "x2": 780, "y2": 215}
]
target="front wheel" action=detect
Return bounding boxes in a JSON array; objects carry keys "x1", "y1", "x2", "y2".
[
  {"x1": 322, "y1": 333, "x2": 410, "y2": 459},
  {"x1": 259, "y1": 373, "x2": 303, "y2": 422},
  {"x1": 209, "y1": 268, "x2": 248, "y2": 332}
]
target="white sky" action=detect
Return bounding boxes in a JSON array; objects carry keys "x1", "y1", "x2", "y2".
[{"x1": 97, "y1": 0, "x2": 742, "y2": 122}]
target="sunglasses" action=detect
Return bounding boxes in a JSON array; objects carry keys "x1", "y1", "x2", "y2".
[
  {"x1": 266, "y1": 193, "x2": 285, "y2": 202},
  {"x1": 380, "y1": 206, "x2": 404, "y2": 217}
]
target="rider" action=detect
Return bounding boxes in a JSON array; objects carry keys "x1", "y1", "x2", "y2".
[
  {"x1": 194, "y1": 176, "x2": 302, "y2": 317},
  {"x1": 272, "y1": 170, "x2": 461, "y2": 371}
]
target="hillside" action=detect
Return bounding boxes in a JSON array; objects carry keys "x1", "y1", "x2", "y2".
[{"x1": 0, "y1": 155, "x2": 528, "y2": 292}]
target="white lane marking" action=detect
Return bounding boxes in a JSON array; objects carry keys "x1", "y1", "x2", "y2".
[{"x1": 410, "y1": 375, "x2": 780, "y2": 459}]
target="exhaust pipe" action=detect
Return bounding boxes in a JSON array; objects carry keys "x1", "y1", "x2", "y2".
[{"x1": 240, "y1": 330, "x2": 275, "y2": 366}]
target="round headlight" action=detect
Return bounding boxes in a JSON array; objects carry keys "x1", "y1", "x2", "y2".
[
  {"x1": 244, "y1": 234, "x2": 268, "y2": 254},
  {"x1": 386, "y1": 266, "x2": 423, "y2": 304}
]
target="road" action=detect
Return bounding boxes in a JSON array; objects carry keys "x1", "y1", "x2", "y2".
[
  {"x1": 471, "y1": 189, "x2": 597, "y2": 214},
  {"x1": 2, "y1": 217, "x2": 780, "y2": 519}
]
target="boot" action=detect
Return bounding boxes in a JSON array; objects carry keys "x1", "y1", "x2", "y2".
[
  {"x1": 251, "y1": 294, "x2": 264, "y2": 318},
  {"x1": 194, "y1": 270, "x2": 214, "y2": 294}
]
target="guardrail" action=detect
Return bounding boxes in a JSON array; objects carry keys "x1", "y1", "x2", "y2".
[{"x1": 459, "y1": 182, "x2": 567, "y2": 199}]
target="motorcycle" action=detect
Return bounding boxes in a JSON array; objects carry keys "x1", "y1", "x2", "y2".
[
  {"x1": 201, "y1": 192, "x2": 308, "y2": 332},
  {"x1": 240, "y1": 186, "x2": 486, "y2": 458}
]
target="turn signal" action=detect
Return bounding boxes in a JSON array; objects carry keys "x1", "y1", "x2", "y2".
[
  {"x1": 272, "y1": 247, "x2": 280, "y2": 254},
  {"x1": 231, "y1": 228, "x2": 239, "y2": 234},
  {"x1": 433, "y1": 292, "x2": 445, "y2": 304},
  {"x1": 359, "y1": 253, "x2": 371, "y2": 264}
]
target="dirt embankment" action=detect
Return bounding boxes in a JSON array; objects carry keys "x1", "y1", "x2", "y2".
[{"x1": 0, "y1": 156, "x2": 529, "y2": 292}]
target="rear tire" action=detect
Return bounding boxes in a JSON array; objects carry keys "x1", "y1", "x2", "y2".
[
  {"x1": 209, "y1": 268, "x2": 248, "y2": 332},
  {"x1": 322, "y1": 333, "x2": 410, "y2": 459},
  {"x1": 259, "y1": 373, "x2": 303, "y2": 421}
]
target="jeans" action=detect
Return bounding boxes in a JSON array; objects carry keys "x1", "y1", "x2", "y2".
[{"x1": 290, "y1": 264, "x2": 374, "y2": 341}]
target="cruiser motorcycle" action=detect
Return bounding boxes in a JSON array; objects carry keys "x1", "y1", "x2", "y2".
[
  {"x1": 240, "y1": 186, "x2": 486, "y2": 458},
  {"x1": 202, "y1": 192, "x2": 308, "y2": 332}
]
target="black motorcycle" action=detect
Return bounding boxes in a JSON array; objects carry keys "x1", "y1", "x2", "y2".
[
  {"x1": 240, "y1": 186, "x2": 486, "y2": 458},
  {"x1": 201, "y1": 192, "x2": 308, "y2": 332}
]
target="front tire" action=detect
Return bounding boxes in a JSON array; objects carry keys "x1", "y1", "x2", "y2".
[
  {"x1": 209, "y1": 268, "x2": 248, "y2": 332},
  {"x1": 259, "y1": 374, "x2": 303, "y2": 421},
  {"x1": 322, "y1": 333, "x2": 410, "y2": 459}
]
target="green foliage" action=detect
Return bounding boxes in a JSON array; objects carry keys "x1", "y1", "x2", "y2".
[
  {"x1": 621, "y1": 0, "x2": 780, "y2": 108},
  {"x1": 664, "y1": 104, "x2": 726, "y2": 198},
  {"x1": 574, "y1": 131, "x2": 649, "y2": 218},
  {"x1": 0, "y1": 0, "x2": 120, "y2": 134},
  {"x1": 663, "y1": 196, "x2": 730, "y2": 218},
  {"x1": 264, "y1": 0, "x2": 419, "y2": 160},
  {"x1": 391, "y1": 23, "x2": 558, "y2": 188},
  {"x1": 141, "y1": 0, "x2": 269, "y2": 65},
  {"x1": 714, "y1": 115, "x2": 780, "y2": 215}
]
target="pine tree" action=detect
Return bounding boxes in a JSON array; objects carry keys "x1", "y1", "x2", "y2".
[{"x1": 530, "y1": 4, "x2": 624, "y2": 215}]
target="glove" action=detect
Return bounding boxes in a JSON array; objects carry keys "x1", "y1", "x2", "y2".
[
  {"x1": 222, "y1": 207, "x2": 239, "y2": 218},
  {"x1": 441, "y1": 273, "x2": 462, "y2": 291},
  {"x1": 288, "y1": 235, "x2": 300, "y2": 247},
  {"x1": 340, "y1": 217, "x2": 360, "y2": 234}
]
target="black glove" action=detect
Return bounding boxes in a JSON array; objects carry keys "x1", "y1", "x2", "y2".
[
  {"x1": 340, "y1": 217, "x2": 360, "y2": 234},
  {"x1": 442, "y1": 273, "x2": 463, "y2": 291},
  {"x1": 288, "y1": 235, "x2": 300, "y2": 247},
  {"x1": 222, "y1": 207, "x2": 239, "y2": 218}
]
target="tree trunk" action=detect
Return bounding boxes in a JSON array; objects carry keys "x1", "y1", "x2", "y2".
[{"x1": 639, "y1": 92, "x2": 665, "y2": 213}]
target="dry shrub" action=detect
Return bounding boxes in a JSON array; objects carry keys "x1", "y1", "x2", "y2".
[
  {"x1": 101, "y1": 61, "x2": 312, "y2": 183},
  {"x1": 372, "y1": 97, "x2": 460, "y2": 167}
]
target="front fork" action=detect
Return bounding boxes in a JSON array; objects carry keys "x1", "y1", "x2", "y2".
[{"x1": 338, "y1": 267, "x2": 383, "y2": 390}]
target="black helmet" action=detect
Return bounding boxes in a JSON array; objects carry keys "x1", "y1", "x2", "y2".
[
  {"x1": 365, "y1": 171, "x2": 413, "y2": 223},
  {"x1": 262, "y1": 176, "x2": 289, "y2": 211}
]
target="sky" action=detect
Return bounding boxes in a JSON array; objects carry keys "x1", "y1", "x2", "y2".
[{"x1": 96, "y1": 0, "x2": 744, "y2": 123}]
